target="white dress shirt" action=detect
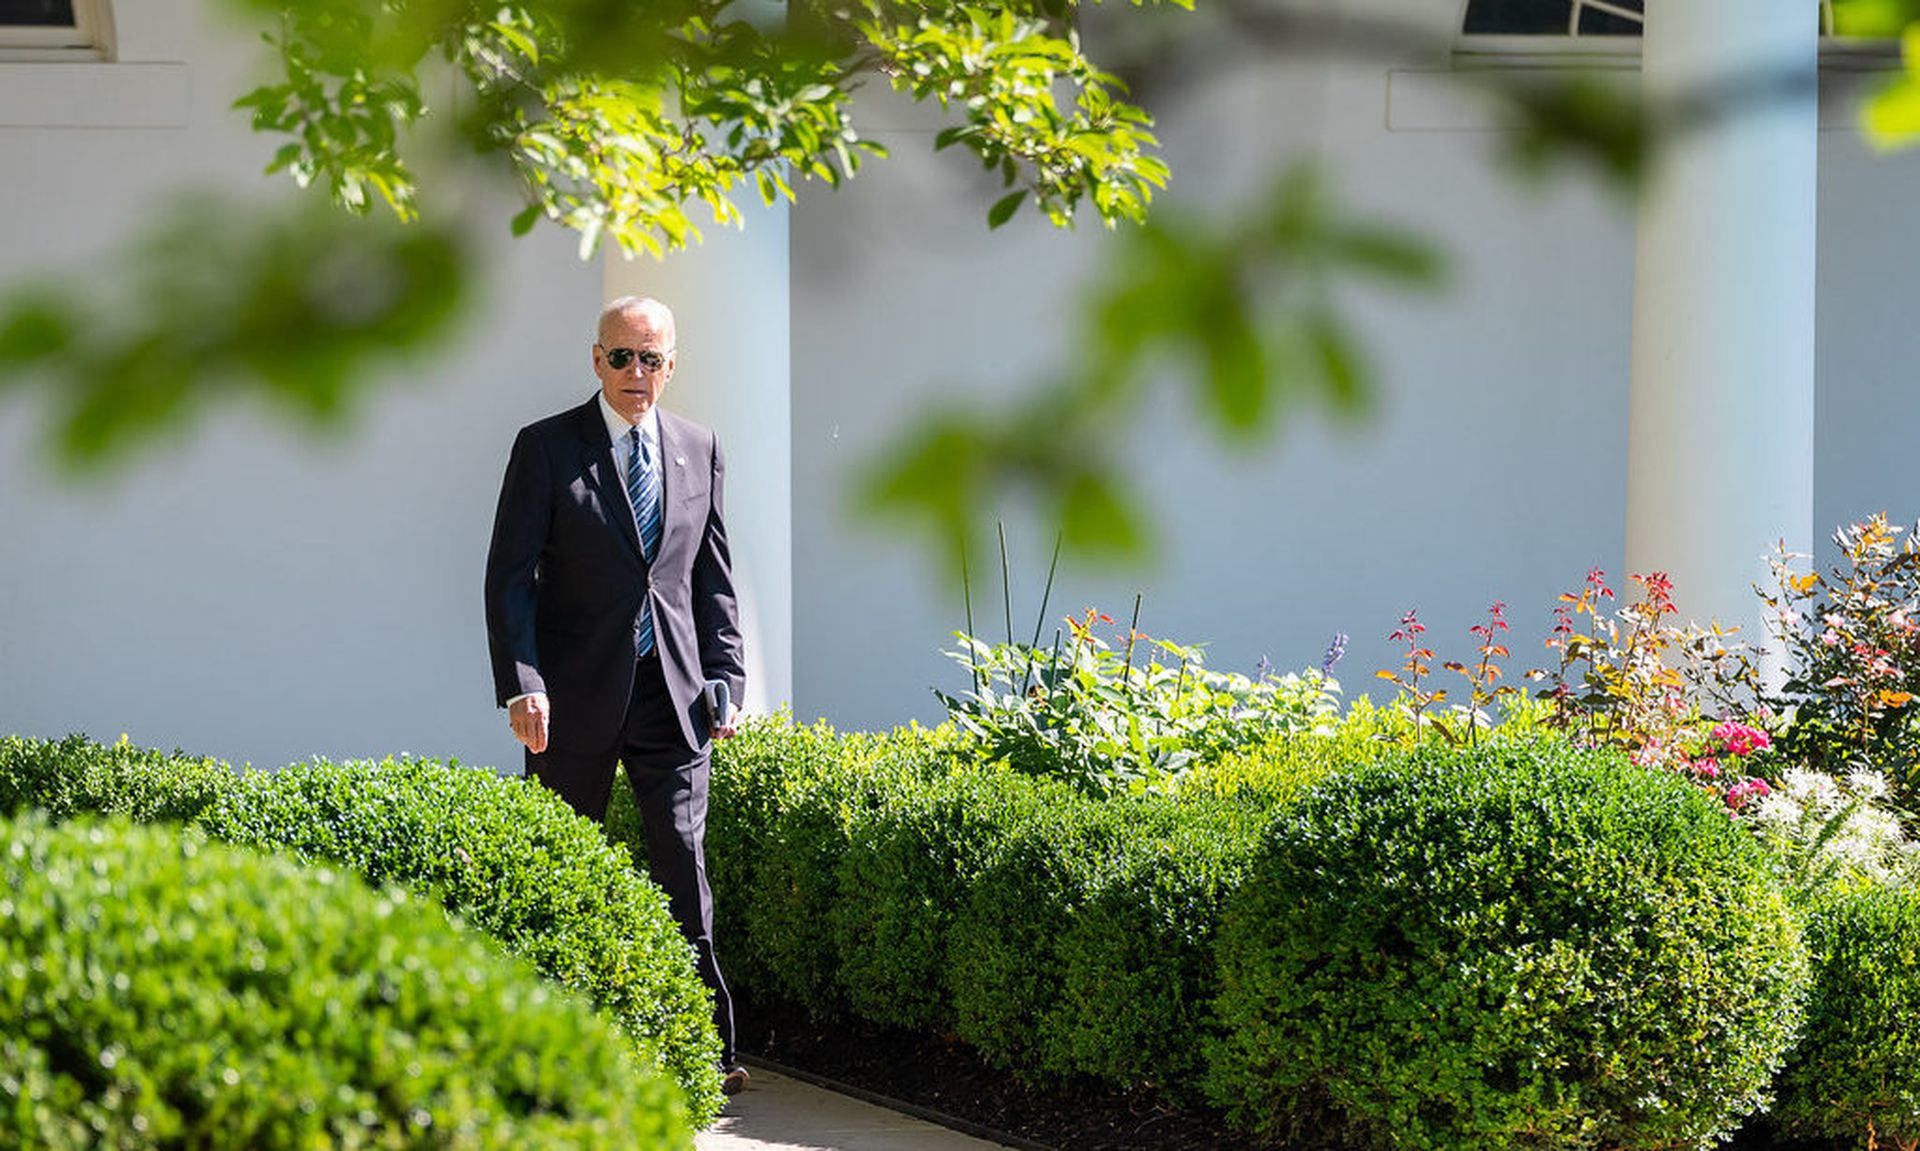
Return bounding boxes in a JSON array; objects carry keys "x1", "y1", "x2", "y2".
[{"x1": 599, "y1": 391, "x2": 661, "y2": 493}]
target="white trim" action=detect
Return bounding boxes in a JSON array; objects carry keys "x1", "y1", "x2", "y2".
[
  {"x1": 0, "y1": 0, "x2": 114, "y2": 60},
  {"x1": 1388, "y1": 68, "x2": 1880, "y2": 133}
]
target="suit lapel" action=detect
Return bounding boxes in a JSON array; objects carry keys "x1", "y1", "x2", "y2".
[
  {"x1": 656, "y1": 413, "x2": 682, "y2": 555},
  {"x1": 577, "y1": 397, "x2": 645, "y2": 560}
]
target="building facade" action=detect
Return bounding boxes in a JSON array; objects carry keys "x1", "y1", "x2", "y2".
[{"x1": 2, "y1": 0, "x2": 1915, "y2": 768}]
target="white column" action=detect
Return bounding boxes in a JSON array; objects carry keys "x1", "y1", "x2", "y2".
[
  {"x1": 1625, "y1": 0, "x2": 1817, "y2": 685},
  {"x1": 605, "y1": 199, "x2": 793, "y2": 714}
]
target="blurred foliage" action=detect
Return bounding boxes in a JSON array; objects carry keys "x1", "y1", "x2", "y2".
[
  {"x1": 0, "y1": 195, "x2": 466, "y2": 467},
  {"x1": 1815, "y1": 1, "x2": 1920, "y2": 147},
  {"x1": 3, "y1": 0, "x2": 1912, "y2": 566},
  {"x1": 860, "y1": 161, "x2": 1444, "y2": 569}
]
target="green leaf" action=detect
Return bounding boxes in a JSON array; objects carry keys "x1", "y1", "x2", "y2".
[
  {"x1": 1057, "y1": 470, "x2": 1144, "y2": 557},
  {"x1": 1308, "y1": 314, "x2": 1369, "y2": 417},
  {"x1": 987, "y1": 190, "x2": 1026, "y2": 229},
  {"x1": 1865, "y1": 69, "x2": 1920, "y2": 146},
  {"x1": 1331, "y1": 225, "x2": 1446, "y2": 286},
  {"x1": 0, "y1": 298, "x2": 74, "y2": 369}
]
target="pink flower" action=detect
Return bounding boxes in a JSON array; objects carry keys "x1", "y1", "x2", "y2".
[
  {"x1": 1723, "y1": 778, "x2": 1773, "y2": 812},
  {"x1": 1711, "y1": 722, "x2": 1771, "y2": 758}
]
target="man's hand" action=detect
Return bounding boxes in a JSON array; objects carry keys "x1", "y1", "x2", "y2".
[
  {"x1": 509, "y1": 693, "x2": 550, "y2": 754},
  {"x1": 712, "y1": 703, "x2": 740, "y2": 741}
]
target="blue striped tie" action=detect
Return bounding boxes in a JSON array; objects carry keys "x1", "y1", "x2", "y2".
[{"x1": 627, "y1": 427, "x2": 662, "y2": 656}]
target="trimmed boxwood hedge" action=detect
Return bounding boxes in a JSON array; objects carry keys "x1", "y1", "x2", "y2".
[
  {"x1": 0, "y1": 816, "x2": 691, "y2": 1149},
  {"x1": 630, "y1": 719, "x2": 962, "y2": 1018},
  {"x1": 0, "y1": 737, "x2": 724, "y2": 1125},
  {"x1": 35, "y1": 719, "x2": 1895, "y2": 1148},
  {"x1": 0, "y1": 733, "x2": 236, "y2": 824},
  {"x1": 829, "y1": 767, "x2": 1027, "y2": 1034},
  {"x1": 199, "y1": 757, "x2": 725, "y2": 1124},
  {"x1": 1207, "y1": 743, "x2": 1811, "y2": 1150},
  {"x1": 1772, "y1": 884, "x2": 1920, "y2": 1146},
  {"x1": 692, "y1": 717, "x2": 1294, "y2": 1099},
  {"x1": 1039, "y1": 794, "x2": 1268, "y2": 1093}
]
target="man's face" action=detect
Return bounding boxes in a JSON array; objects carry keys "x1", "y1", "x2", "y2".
[{"x1": 594, "y1": 306, "x2": 675, "y2": 424}]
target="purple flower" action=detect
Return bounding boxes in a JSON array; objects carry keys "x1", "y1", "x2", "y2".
[{"x1": 1322, "y1": 633, "x2": 1349, "y2": 676}]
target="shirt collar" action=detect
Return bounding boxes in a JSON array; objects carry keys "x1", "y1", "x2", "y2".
[{"x1": 597, "y1": 391, "x2": 660, "y2": 449}]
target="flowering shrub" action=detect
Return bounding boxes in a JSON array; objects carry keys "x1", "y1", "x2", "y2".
[
  {"x1": 937, "y1": 608, "x2": 1339, "y2": 795},
  {"x1": 1443, "y1": 601, "x2": 1520, "y2": 747},
  {"x1": 1748, "y1": 766, "x2": 1918, "y2": 900},
  {"x1": 1374, "y1": 604, "x2": 1524, "y2": 747},
  {"x1": 1763, "y1": 515, "x2": 1920, "y2": 793},
  {"x1": 1376, "y1": 608, "x2": 1448, "y2": 741},
  {"x1": 1633, "y1": 719, "x2": 1777, "y2": 812},
  {"x1": 1532, "y1": 568, "x2": 1692, "y2": 753}
]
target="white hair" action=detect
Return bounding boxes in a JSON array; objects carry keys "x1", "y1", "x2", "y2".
[{"x1": 597, "y1": 296, "x2": 676, "y2": 345}]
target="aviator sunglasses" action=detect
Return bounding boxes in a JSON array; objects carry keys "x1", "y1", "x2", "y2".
[{"x1": 599, "y1": 345, "x2": 670, "y2": 372}]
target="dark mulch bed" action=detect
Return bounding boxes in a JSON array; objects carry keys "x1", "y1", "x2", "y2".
[
  {"x1": 736, "y1": 992, "x2": 1848, "y2": 1151},
  {"x1": 737, "y1": 993, "x2": 1261, "y2": 1150}
]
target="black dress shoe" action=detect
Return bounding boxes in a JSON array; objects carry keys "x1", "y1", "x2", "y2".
[{"x1": 721, "y1": 1065, "x2": 751, "y2": 1096}]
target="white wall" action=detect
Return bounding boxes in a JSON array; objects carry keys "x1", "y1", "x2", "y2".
[
  {"x1": 789, "y1": 6, "x2": 1920, "y2": 733},
  {"x1": 0, "y1": 0, "x2": 602, "y2": 771},
  {"x1": 792, "y1": 6, "x2": 1636, "y2": 730},
  {"x1": 9, "y1": 2, "x2": 1920, "y2": 760}
]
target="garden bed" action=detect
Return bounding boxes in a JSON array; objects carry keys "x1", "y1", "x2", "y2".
[
  {"x1": 738, "y1": 992, "x2": 1255, "y2": 1151},
  {"x1": 740, "y1": 993, "x2": 1851, "y2": 1151}
]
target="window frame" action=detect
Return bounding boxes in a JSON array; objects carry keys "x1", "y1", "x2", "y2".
[
  {"x1": 1455, "y1": 0, "x2": 1898, "y2": 69},
  {"x1": 0, "y1": 0, "x2": 114, "y2": 61}
]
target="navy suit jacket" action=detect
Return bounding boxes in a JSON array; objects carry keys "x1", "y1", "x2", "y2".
[{"x1": 484, "y1": 395, "x2": 745, "y2": 754}]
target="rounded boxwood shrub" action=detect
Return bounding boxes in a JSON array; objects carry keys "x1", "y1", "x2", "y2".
[
  {"x1": 944, "y1": 777, "x2": 1126, "y2": 1073},
  {"x1": 196, "y1": 756, "x2": 724, "y2": 1125},
  {"x1": 1772, "y1": 884, "x2": 1920, "y2": 1146},
  {"x1": 674, "y1": 717, "x2": 956, "y2": 1017},
  {"x1": 828, "y1": 765, "x2": 1018, "y2": 1033},
  {"x1": 942, "y1": 781, "x2": 1273, "y2": 1093},
  {"x1": 0, "y1": 734, "x2": 235, "y2": 824},
  {"x1": 0, "y1": 816, "x2": 690, "y2": 1150},
  {"x1": 662, "y1": 716, "x2": 856, "y2": 1013},
  {"x1": 1043, "y1": 793, "x2": 1269, "y2": 1095},
  {"x1": 1208, "y1": 741, "x2": 1809, "y2": 1150}
]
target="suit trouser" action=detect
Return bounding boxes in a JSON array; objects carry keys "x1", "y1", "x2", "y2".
[{"x1": 525, "y1": 653, "x2": 736, "y2": 1067}]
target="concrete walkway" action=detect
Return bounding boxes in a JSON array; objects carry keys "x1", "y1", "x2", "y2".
[{"x1": 696, "y1": 1067, "x2": 1017, "y2": 1151}]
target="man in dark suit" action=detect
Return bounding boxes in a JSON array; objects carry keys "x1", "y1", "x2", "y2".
[{"x1": 484, "y1": 295, "x2": 749, "y2": 1094}]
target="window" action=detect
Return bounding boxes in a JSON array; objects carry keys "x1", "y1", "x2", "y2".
[
  {"x1": 0, "y1": 0, "x2": 113, "y2": 58},
  {"x1": 1464, "y1": 0, "x2": 1646, "y2": 37},
  {"x1": 1459, "y1": 0, "x2": 1889, "y2": 62}
]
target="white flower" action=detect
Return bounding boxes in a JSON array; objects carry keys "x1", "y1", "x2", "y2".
[
  {"x1": 1751, "y1": 793, "x2": 1803, "y2": 828},
  {"x1": 1845, "y1": 767, "x2": 1889, "y2": 801}
]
